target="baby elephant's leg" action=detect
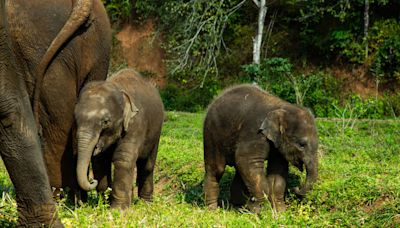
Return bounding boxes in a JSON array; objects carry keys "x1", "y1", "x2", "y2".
[
  {"x1": 92, "y1": 151, "x2": 112, "y2": 193},
  {"x1": 111, "y1": 142, "x2": 138, "y2": 209},
  {"x1": 267, "y1": 150, "x2": 289, "y2": 212},
  {"x1": 204, "y1": 146, "x2": 226, "y2": 209},
  {"x1": 229, "y1": 171, "x2": 250, "y2": 206},
  {"x1": 136, "y1": 143, "x2": 159, "y2": 201},
  {"x1": 235, "y1": 152, "x2": 269, "y2": 213}
]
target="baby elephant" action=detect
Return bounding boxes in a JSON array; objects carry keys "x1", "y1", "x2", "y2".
[
  {"x1": 74, "y1": 69, "x2": 164, "y2": 209},
  {"x1": 203, "y1": 84, "x2": 318, "y2": 212}
]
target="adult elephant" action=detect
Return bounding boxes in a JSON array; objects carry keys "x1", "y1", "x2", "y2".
[
  {"x1": 0, "y1": 0, "x2": 111, "y2": 226},
  {"x1": 203, "y1": 84, "x2": 318, "y2": 212}
]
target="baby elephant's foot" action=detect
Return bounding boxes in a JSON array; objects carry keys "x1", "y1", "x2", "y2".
[
  {"x1": 206, "y1": 201, "x2": 218, "y2": 210},
  {"x1": 111, "y1": 201, "x2": 130, "y2": 209},
  {"x1": 229, "y1": 195, "x2": 247, "y2": 206},
  {"x1": 139, "y1": 193, "x2": 153, "y2": 202},
  {"x1": 247, "y1": 200, "x2": 263, "y2": 214},
  {"x1": 273, "y1": 201, "x2": 287, "y2": 213},
  {"x1": 111, "y1": 197, "x2": 131, "y2": 209}
]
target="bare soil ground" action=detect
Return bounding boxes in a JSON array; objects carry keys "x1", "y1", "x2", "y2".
[{"x1": 112, "y1": 19, "x2": 166, "y2": 88}]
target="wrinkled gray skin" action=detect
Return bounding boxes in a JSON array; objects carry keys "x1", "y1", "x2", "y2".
[
  {"x1": 0, "y1": 0, "x2": 110, "y2": 226},
  {"x1": 203, "y1": 84, "x2": 318, "y2": 212},
  {"x1": 75, "y1": 69, "x2": 164, "y2": 209}
]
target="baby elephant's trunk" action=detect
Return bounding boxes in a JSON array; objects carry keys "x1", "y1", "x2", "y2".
[
  {"x1": 76, "y1": 130, "x2": 99, "y2": 191},
  {"x1": 293, "y1": 159, "x2": 318, "y2": 196}
]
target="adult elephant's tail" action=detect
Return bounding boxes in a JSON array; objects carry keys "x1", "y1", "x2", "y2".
[{"x1": 32, "y1": 0, "x2": 94, "y2": 126}]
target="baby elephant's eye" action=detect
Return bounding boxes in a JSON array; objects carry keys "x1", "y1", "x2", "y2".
[
  {"x1": 101, "y1": 117, "x2": 111, "y2": 128},
  {"x1": 297, "y1": 140, "x2": 307, "y2": 150}
]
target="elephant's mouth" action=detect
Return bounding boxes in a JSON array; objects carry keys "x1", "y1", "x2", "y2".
[
  {"x1": 93, "y1": 140, "x2": 104, "y2": 156},
  {"x1": 293, "y1": 159, "x2": 304, "y2": 172}
]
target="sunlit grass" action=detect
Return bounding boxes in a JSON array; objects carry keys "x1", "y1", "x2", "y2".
[{"x1": 1, "y1": 112, "x2": 399, "y2": 226}]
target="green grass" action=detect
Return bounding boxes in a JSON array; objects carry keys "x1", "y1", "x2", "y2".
[{"x1": 1, "y1": 112, "x2": 400, "y2": 227}]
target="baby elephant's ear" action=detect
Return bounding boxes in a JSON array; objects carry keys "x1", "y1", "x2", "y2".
[
  {"x1": 121, "y1": 90, "x2": 139, "y2": 132},
  {"x1": 259, "y1": 109, "x2": 286, "y2": 148}
]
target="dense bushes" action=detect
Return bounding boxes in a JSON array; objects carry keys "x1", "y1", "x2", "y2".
[
  {"x1": 160, "y1": 80, "x2": 220, "y2": 113},
  {"x1": 101, "y1": 0, "x2": 132, "y2": 23},
  {"x1": 370, "y1": 19, "x2": 400, "y2": 82},
  {"x1": 241, "y1": 57, "x2": 399, "y2": 119},
  {"x1": 161, "y1": 57, "x2": 399, "y2": 119},
  {"x1": 296, "y1": 1, "x2": 400, "y2": 84}
]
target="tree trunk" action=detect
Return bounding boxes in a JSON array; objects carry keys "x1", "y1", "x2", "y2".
[
  {"x1": 253, "y1": 0, "x2": 267, "y2": 64},
  {"x1": 364, "y1": 0, "x2": 369, "y2": 60}
]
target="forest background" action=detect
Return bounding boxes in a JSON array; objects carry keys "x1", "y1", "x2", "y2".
[
  {"x1": 102, "y1": 0, "x2": 400, "y2": 118},
  {"x1": 1, "y1": 1, "x2": 400, "y2": 226}
]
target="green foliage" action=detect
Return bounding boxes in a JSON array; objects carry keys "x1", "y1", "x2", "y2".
[
  {"x1": 103, "y1": 1, "x2": 400, "y2": 117},
  {"x1": 164, "y1": 0, "x2": 247, "y2": 86},
  {"x1": 1, "y1": 113, "x2": 400, "y2": 226},
  {"x1": 370, "y1": 19, "x2": 400, "y2": 81},
  {"x1": 326, "y1": 19, "x2": 400, "y2": 82},
  {"x1": 242, "y1": 57, "x2": 296, "y2": 102},
  {"x1": 242, "y1": 57, "x2": 340, "y2": 117},
  {"x1": 160, "y1": 79, "x2": 221, "y2": 112},
  {"x1": 330, "y1": 30, "x2": 364, "y2": 64},
  {"x1": 0, "y1": 164, "x2": 16, "y2": 227},
  {"x1": 241, "y1": 57, "x2": 400, "y2": 118},
  {"x1": 101, "y1": 0, "x2": 132, "y2": 23},
  {"x1": 295, "y1": 0, "x2": 400, "y2": 83},
  {"x1": 332, "y1": 95, "x2": 386, "y2": 119},
  {"x1": 132, "y1": 0, "x2": 255, "y2": 88}
]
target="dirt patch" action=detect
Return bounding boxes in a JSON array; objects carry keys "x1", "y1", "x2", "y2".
[
  {"x1": 113, "y1": 19, "x2": 166, "y2": 88},
  {"x1": 362, "y1": 194, "x2": 390, "y2": 214},
  {"x1": 154, "y1": 176, "x2": 171, "y2": 194},
  {"x1": 328, "y1": 66, "x2": 379, "y2": 98}
]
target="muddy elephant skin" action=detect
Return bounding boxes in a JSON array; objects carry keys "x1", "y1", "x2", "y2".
[
  {"x1": 75, "y1": 69, "x2": 164, "y2": 209},
  {"x1": 0, "y1": 0, "x2": 111, "y2": 226},
  {"x1": 203, "y1": 84, "x2": 318, "y2": 212}
]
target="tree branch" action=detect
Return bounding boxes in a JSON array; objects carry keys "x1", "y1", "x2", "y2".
[{"x1": 252, "y1": 0, "x2": 260, "y2": 8}]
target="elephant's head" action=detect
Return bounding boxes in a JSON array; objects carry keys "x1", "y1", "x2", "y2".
[
  {"x1": 259, "y1": 105, "x2": 318, "y2": 196},
  {"x1": 74, "y1": 81, "x2": 138, "y2": 191}
]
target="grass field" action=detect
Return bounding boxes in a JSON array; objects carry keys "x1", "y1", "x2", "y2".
[{"x1": 1, "y1": 112, "x2": 399, "y2": 227}]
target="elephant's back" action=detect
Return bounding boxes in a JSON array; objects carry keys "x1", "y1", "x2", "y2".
[
  {"x1": 108, "y1": 68, "x2": 163, "y2": 105},
  {"x1": 205, "y1": 84, "x2": 278, "y2": 125},
  {"x1": 7, "y1": 0, "x2": 72, "y2": 69},
  {"x1": 109, "y1": 68, "x2": 164, "y2": 124},
  {"x1": 7, "y1": 0, "x2": 111, "y2": 87},
  {"x1": 204, "y1": 84, "x2": 283, "y2": 154}
]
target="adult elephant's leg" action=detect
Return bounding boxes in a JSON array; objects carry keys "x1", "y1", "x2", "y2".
[
  {"x1": 111, "y1": 142, "x2": 138, "y2": 209},
  {"x1": 235, "y1": 145, "x2": 269, "y2": 213},
  {"x1": 229, "y1": 171, "x2": 249, "y2": 206},
  {"x1": 266, "y1": 148, "x2": 288, "y2": 212},
  {"x1": 0, "y1": 91, "x2": 63, "y2": 227},
  {"x1": 136, "y1": 142, "x2": 159, "y2": 201},
  {"x1": 0, "y1": 2, "x2": 61, "y2": 226}
]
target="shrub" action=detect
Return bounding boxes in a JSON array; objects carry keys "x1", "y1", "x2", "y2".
[
  {"x1": 241, "y1": 57, "x2": 296, "y2": 103},
  {"x1": 240, "y1": 57, "x2": 400, "y2": 119},
  {"x1": 101, "y1": 0, "x2": 132, "y2": 23},
  {"x1": 370, "y1": 19, "x2": 400, "y2": 82},
  {"x1": 241, "y1": 57, "x2": 343, "y2": 117},
  {"x1": 160, "y1": 79, "x2": 221, "y2": 112}
]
